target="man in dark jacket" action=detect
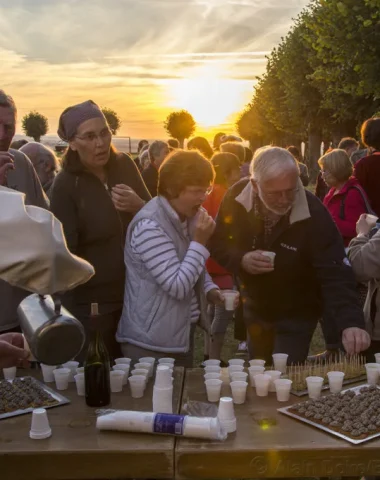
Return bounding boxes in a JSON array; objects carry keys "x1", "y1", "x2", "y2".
[
  {"x1": 142, "y1": 141, "x2": 169, "y2": 197},
  {"x1": 210, "y1": 146, "x2": 370, "y2": 363}
]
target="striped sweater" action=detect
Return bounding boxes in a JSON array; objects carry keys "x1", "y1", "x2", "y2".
[{"x1": 130, "y1": 218, "x2": 217, "y2": 322}]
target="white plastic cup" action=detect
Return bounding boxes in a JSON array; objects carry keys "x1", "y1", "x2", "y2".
[
  {"x1": 217, "y1": 397, "x2": 236, "y2": 433},
  {"x1": 228, "y1": 359, "x2": 245, "y2": 367},
  {"x1": 249, "y1": 359, "x2": 266, "y2": 367},
  {"x1": 134, "y1": 362, "x2": 151, "y2": 377},
  {"x1": 205, "y1": 366, "x2": 221, "y2": 374},
  {"x1": 306, "y1": 376, "x2": 324, "y2": 399},
  {"x1": 365, "y1": 363, "x2": 380, "y2": 385},
  {"x1": 272, "y1": 353, "x2": 288, "y2": 374},
  {"x1": 222, "y1": 290, "x2": 239, "y2": 311},
  {"x1": 365, "y1": 214, "x2": 378, "y2": 226},
  {"x1": 265, "y1": 370, "x2": 282, "y2": 392},
  {"x1": 128, "y1": 375, "x2": 146, "y2": 398},
  {"x1": 74, "y1": 373, "x2": 85, "y2": 396},
  {"x1": 131, "y1": 368, "x2": 149, "y2": 378},
  {"x1": 203, "y1": 359, "x2": 221, "y2": 367},
  {"x1": 40, "y1": 364, "x2": 57, "y2": 383},
  {"x1": 153, "y1": 385, "x2": 173, "y2": 413},
  {"x1": 3, "y1": 366, "x2": 17, "y2": 380},
  {"x1": 62, "y1": 361, "x2": 79, "y2": 382},
  {"x1": 274, "y1": 378, "x2": 292, "y2": 402},
  {"x1": 112, "y1": 364, "x2": 130, "y2": 385},
  {"x1": 115, "y1": 357, "x2": 132, "y2": 365},
  {"x1": 204, "y1": 372, "x2": 222, "y2": 381},
  {"x1": 254, "y1": 374, "x2": 271, "y2": 397},
  {"x1": 76, "y1": 367, "x2": 84, "y2": 374},
  {"x1": 228, "y1": 365, "x2": 244, "y2": 379},
  {"x1": 110, "y1": 370, "x2": 124, "y2": 393},
  {"x1": 139, "y1": 357, "x2": 156, "y2": 376},
  {"x1": 29, "y1": 408, "x2": 52, "y2": 440},
  {"x1": 248, "y1": 366, "x2": 265, "y2": 386},
  {"x1": 155, "y1": 366, "x2": 173, "y2": 388},
  {"x1": 231, "y1": 372, "x2": 248, "y2": 383},
  {"x1": 375, "y1": 353, "x2": 380, "y2": 364},
  {"x1": 158, "y1": 357, "x2": 175, "y2": 366},
  {"x1": 205, "y1": 379, "x2": 223, "y2": 402},
  {"x1": 53, "y1": 368, "x2": 70, "y2": 391},
  {"x1": 261, "y1": 251, "x2": 276, "y2": 266},
  {"x1": 230, "y1": 380, "x2": 248, "y2": 404},
  {"x1": 327, "y1": 371, "x2": 345, "y2": 393}
]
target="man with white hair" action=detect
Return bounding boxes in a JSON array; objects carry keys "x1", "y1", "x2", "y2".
[
  {"x1": 210, "y1": 146, "x2": 370, "y2": 363},
  {"x1": 142, "y1": 140, "x2": 169, "y2": 197},
  {"x1": 20, "y1": 142, "x2": 59, "y2": 196}
]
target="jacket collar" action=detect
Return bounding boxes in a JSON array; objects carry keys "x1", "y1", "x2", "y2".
[
  {"x1": 235, "y1": 178, "x2": 310, "y2": 225},
  {"x1": 157, "y1": 196, "x2": 202, "y2": 239}
]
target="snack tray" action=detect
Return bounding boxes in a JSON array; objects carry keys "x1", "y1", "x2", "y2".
[
  {"x1": 0, "y1": 377, "x2": 70, "y2": 420},
  {"x1": 279, "y1": 384, "x2": 380, "y2": 445},
  {"x1": 290, "y1": 375, "x2": 367, "y2": 397}
]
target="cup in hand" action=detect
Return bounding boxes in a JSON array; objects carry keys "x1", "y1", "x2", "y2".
[
  {"x1": 222, "y1": 290, "x2": 239, "y2": 311},
  {"x1": 230, "y1": 380, "x2": 248, "y2": 404},
  {"x1": 205, "y1": 378, "x2": 223, "y2": 402},
  {"x1": 261, "y1": 251, "x2": 276, "y2": 266},
  {"x1": 274, "y1": 379, "x2": 292, "y2": 402}
]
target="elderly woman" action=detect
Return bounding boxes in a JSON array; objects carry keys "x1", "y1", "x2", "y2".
[
  {"x1": 50, "y1": 100, "x2": 151, "y2": 360},
  {"x1": 142, "y1": 140, "x2": 170, "y2": 197},
  {"x1": 319, "y1": 149, "x2": 371, "y2": 247},
  {"x1": 116, "y1": 150, "x2": 236, "y2": 367}
]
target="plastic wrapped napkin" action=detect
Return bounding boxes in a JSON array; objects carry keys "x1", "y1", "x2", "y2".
[{"x1": 0, "y1": 186, "x2": 94, "y2": 294}]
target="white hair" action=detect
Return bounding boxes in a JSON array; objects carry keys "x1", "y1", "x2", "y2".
[{"x1": 249, "y1": 146, "x2": 300, "y2": 182}]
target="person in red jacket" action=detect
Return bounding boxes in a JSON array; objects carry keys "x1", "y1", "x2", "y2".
[
  {"x1": 203, "y1": 152, "x2": 241, "y2": 361},
  {"x1": 319, "y1": 149, "x2": 371, "y2": 247}
]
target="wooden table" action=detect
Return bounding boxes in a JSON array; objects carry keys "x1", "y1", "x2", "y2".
[
  {"x1": 0, "y1": 367, "x2": 185, "y2": 480},
  {"x1": 175, "y1": 368, "x2": 380, "y2": 479}
]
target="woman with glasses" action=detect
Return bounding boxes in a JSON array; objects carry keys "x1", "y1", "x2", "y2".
[
  {"x1": 50, "y1": 100, "x2": 151, "y2": 361},
  {"x1": 116, "y1": 150, "x2": 237, "y2": 366}
]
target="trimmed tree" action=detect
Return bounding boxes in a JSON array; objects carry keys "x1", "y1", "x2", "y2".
[
  {"x1": 21, "y1": 111, "x2": 48, "y2": 142},
  {"x1": 102, "y1": 107, "x2": 121, "y2": 135},
  {"x1": 164, "y1": 110, "x2": 196, "y2": 148}
]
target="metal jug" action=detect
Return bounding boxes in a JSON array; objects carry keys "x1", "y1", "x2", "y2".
[{"x1": 18, "y1": 294, "x2": 85, "y2": 365}]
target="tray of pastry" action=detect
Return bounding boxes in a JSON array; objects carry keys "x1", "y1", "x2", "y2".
[
  {"x1": 278, "y1": 384, "x2": 380, "y2": 445},
  {"x1": 0, "y1": 376, "x2": 70, "y2": 420}
]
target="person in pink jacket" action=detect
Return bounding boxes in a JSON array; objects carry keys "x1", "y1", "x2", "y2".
[{"x1": 318, "y1": 149, "x2": 372, "y2": 247}]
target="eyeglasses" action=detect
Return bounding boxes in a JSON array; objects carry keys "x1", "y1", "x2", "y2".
[
  {"x1": 75, "y1": 128, "x2": 112, "y2": 143},
  {"x1": 259, "y1": 186, "x2": 299, "y2": 200}
]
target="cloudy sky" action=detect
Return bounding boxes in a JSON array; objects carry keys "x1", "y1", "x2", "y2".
[{"x1": 1, "y1": 0, "x2": 309, "y2": 139}]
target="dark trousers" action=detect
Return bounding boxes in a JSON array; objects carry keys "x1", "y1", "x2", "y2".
[{"x1": 246, "y1": 316, "x2": 318, "y2": 364}]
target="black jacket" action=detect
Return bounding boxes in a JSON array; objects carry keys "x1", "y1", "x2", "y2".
[
  {"x1": 209, "y1": 178, "x2": 364, "y2": 332},
  {"x1": 142, "y1": 163, "x2": 159, "y2": 197},
  {"x1": 50, "y1": 150, "x2": 151, "y2": 308}
]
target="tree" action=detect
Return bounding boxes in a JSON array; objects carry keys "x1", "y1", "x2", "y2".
[
  {"x1": 21, "y1": 111, "x2": 48, "y2": 142},
  {"x1": 102, "y1": 107, "x2": 121, "y2": 135},
  {"x1": 164, "y1": 110, "x2": 196, "y2": 148}
]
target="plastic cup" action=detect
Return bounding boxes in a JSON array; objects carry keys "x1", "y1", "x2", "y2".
[
  {"x1": 205, "y1": 378, "x2": 223, "y2": 402},
  {"x1": 29, "y1": 408, "x2": 52, "y2": 440},
  {"x1": 375, "y1": 353, "x2": 380, "y2": 364},
  {"x1": 110, "y1": 370, "x2": 124, "y2": 393},
  {"x1": 158, "y1": 357, "x2": 175, "y2": 366},
  {"x1": 112, "y1": 364, "x2": 130, "y2": 385},
  {"x1": 134, "y1": 362, "x2": 151, "y2": 377},
  {"x1": 155, "y1": 366, "x2": 173, "y2": 388},
  {"x1": 74, "y1": 373, "x2": 85, "y2": 396},
  {"x1": 274, "y1": 379, "x2": 292, "y2": 402},
  {"x1": 228, "y1": 359, "x2": 245, "y2": 367},
  {"x1": 248, "y1": 366, "x2": 265, "y2": 386},
  {"x1": 115, "y1": 357, "x2": 131, "y2": 365},
  {"x1": 254, "y1": 374, "x2": 271, "y2": 397},
  {"x1": 204, "y1": 372, "x2": 222, "y2": 381},
  {"x1": 128, "y1": 375, "x2": 146, "y2": 398},
  {"x1": 205, "y1": 366, "x2": 221, "y2": 374},
  {"x1": 40, "y1": 364, "x2": 57, "y2": 383},
  {"x1": 265, "y1": 370, "x2": 282, "y2": 392},
  {"x1": 139, "y1": 357, "x2": 155, "y2": 376},
  {"x1": 131, "y1": 368, "x2": 149, "y2": 378},
  {"x1": 228, "y1": 365, "x2": 244, "y2": 378},
  {"x1": 222, "y1": 290, "x2": 239, "y2": 311},
  {"x1": 306, "y1": 376, "x2": 324, "y2": 399},
  {"x1": 272, "y1": 353, "x2": 288, "y2": 374},
  {"x1": 365, "y1": 363, "x2": 380, "y2": 385},
  {"x1": 365, "y1": 214, "x2": 378, "y2": 226},
  {"x1": 327, "y1": 371, "x2": 345, "y2": 393},
  {"x1": 203, "y1": 359, "x2": 221, "y2": 367},
  {"x1": 217, "y1": 396, "x2": 236, "y2": 433},
  {"x1": 153, "y1": 385, "x2": 173, "y2": 413},
  {"x1": 249, "y1": 359, "x2": 266, "y2": 367},
  {"x1": 53, "y1": 368, "x2": 70, "y2": 390},
  {"x1": 261, "y1": 251, "x2": 276, "y2": 265},
  {"x1": 76, "y1": 367, "x2": 84, "y2": 374},
  {"x1": 3, "y1": 366, "x2": 17, "y2": 380},
  {"x1": 231, "y1": 372, "x2": 248, "y2": 383},
  {"x1": 230, "y1": 380, "x2": 248, "y2": 404},
  {"x1": 62, "y1": 361, "x2": 79, "y2": 382}
]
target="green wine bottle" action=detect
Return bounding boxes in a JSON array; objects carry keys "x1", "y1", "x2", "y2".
[{"x1": 84, "y1": 303, "x2": 111, "y2": 407}]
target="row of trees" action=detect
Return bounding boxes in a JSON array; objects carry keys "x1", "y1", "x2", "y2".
[{"x1": 236, "y1": 0, "x2": 380, "y2": 177}]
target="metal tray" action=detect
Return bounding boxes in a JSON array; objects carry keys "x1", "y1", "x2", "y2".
[
  {"x1": 279, "y1": 384, "x2": 380, "y2": 445},
  {"x1": 0, "y1": 377, "x2": 70, "y2": 421},
  {"x1": 290, "y1": 375, "x2": 367, "y2": 396}
]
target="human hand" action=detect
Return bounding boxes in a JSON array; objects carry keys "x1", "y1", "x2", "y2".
[
  {"x1": 342, "y1": 327, "x2": 371, "y2": 355},
  {"x1": 0, "y1": 333, "x2": 29, "y2": 368},
  {"x1": 356, "y1": 214, "x2": 376, "y2": 236},
  {"x1": 193, "y1": 209, "x2": 216, "y2": 246},
  {"x1": 206, "y1": 288, "x2": 224, "y2": 306},
  {"x1": 111, "y1": 184, "x2": 145, "y2": 213},
  {"x1": 241, "y1": 251, "x2": 274, "y2": 275},
  {"x1": 0, "y1": 152, "x2": 14, "y2": 186}
]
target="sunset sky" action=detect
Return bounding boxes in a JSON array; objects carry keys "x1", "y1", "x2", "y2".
[{"x1": 1, "y1": 0, "x2": 309, "y2": 139}]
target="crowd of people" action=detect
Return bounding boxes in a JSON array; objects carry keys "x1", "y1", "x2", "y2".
[{"x1": 2, "y1": 87, "x2": 380, "y2": 370}]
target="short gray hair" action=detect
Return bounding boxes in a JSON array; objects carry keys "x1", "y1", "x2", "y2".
[
  {"x1": 250, "y1": 146, "x2": 299, "y2": 182},
  {"x1": 0, "y1": 90, "x2": 17, "y2": 114},
  {"x1": 149, "y1": 141, "x2": 168, "y2": 162}
]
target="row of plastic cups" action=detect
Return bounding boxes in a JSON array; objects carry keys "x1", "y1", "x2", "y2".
[
  {"x1": 205, "y1": 377, "x2": 248, "y2": 405},
  {"x1": 204, "y1": 358, "x2": 246, "y2": 368}
]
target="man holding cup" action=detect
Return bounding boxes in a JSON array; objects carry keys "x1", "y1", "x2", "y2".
[{"x1": 210, "y1": 146, "x2": 370, "y2": 364}]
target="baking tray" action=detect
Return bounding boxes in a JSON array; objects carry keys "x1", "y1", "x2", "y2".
[
  {"x1": 290, "y1": 374, "x2": 367, "y2": 396},
  {"x1": 279, "y1": 384, "x2": 380, "y2": 445},
  {"x1": 0, "y1": 377, "x2": 70, "y2": 421}
]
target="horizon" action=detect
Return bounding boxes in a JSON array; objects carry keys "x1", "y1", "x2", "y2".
[{"x1": 3, "y1": 0, "x2": 309, "y2": 139}]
